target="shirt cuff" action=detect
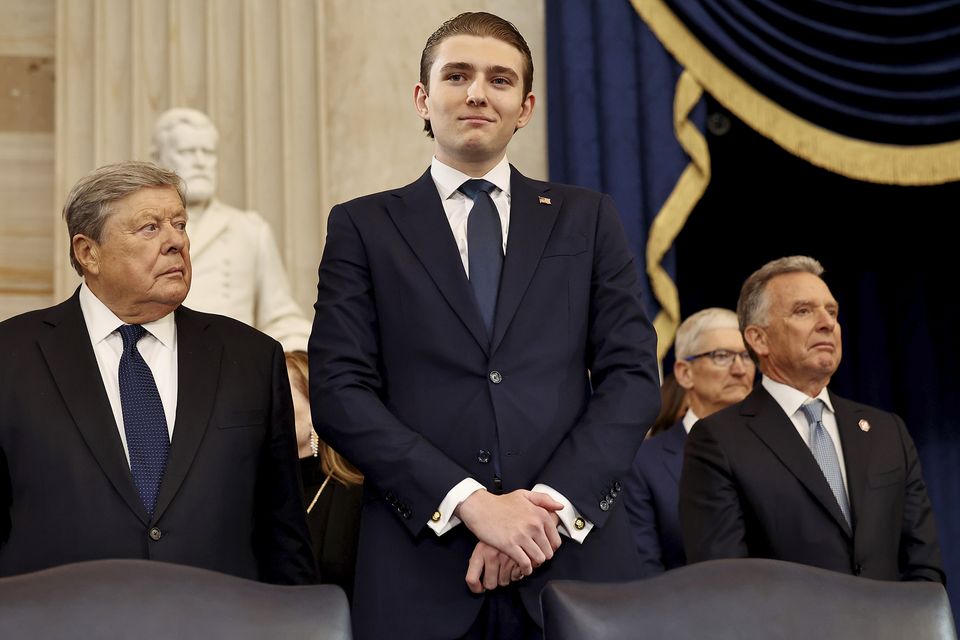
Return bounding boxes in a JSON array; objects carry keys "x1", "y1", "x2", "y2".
[
  {"x1": 427, "y1": 478, "x2": 486, "y2": 536},
  {"x1": 532, "y1": 483, "x2": 593, "y2": 543}
]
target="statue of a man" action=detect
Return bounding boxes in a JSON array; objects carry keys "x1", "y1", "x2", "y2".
[{"x1": 151, "y1": 108, "x2": 311, "y2": 351}]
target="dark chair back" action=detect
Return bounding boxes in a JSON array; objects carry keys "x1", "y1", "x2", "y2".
[
  {"x1": 541, "y1": 558, "x2": 955, "y2": 640},
  {"x1": 0, "y1": 559, "x2": 351, "y2": 640}
]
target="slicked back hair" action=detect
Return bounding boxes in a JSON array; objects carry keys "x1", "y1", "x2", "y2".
[
  {"x1": 419, "y1": 11, "x2": 533, "y2": 138},
  {"x1": 63, "y1": 161, "x2": 185, "y2": 276}
]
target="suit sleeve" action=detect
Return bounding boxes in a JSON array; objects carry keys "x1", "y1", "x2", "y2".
[
  {"x1": 534, "y1": 194, "x2": 661, "y2": 528},
  {"x1": 253, "y1": 342, "x2": 318, "y2": 584},
  {"x1": 680, "y1": 420, "x2": 749, "y2": 562},
  {"x1": 309, "y1": 204, "x2": 474, "y2": 537},
  {"x1": 623, "y1": 449, "x2": 666, "y2": 576},
  {"x1": 895, "y1": 415, "x2": 946, "y2": 584}
]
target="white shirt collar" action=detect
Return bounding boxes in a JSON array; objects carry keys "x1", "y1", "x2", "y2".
[
  {"x1": 682, "y1": 407, "x2": 700, "y2": 434},
  {"x1": 761, "y1": 375, "x2": 834, "y2": 418},
  {"x1": 79, "y1": 282, "x2": 176, "y2": 348},
  {"x1": 430, "y1": 155, "x2": 512, "y2": 201}
]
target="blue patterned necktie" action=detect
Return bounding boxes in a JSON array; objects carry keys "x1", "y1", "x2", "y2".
[
  {"x1": 800, "y1": 400, "x2": 851, "y2": 527},
  {"x1": 460, "y1": 179, "x2": 503, "y2": 338},
  {"x1": 117, "y1": 324, "x2": 170, "y2": 519}
]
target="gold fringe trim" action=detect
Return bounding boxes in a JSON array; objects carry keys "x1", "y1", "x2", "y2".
[
  {"x1": 646, "y1": 71, "x2": 712, "y2": 360},
  {"x1": 632, "y1": 0, "x2": 960, "y2": 186}
]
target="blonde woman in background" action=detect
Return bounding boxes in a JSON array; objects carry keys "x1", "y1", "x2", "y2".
[{"x1": 285, "y1": 351, "x2": 363, "y2": 599}]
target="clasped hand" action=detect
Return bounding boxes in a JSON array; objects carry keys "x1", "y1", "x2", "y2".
[{"x1": 455, "y1": 489, "x2": 563, "y2": 594}]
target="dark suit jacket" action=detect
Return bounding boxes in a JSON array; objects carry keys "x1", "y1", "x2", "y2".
[
  {"x1": 0, "y1": 291, "x2": 316, "y2": 585},
  {"x1": 624, "y1": 421, "x2": 687, "y2": 575},
  {"x1": 679, "y1": 385, "x2": 944, "y2": 584},
  {"x1": 310, "y1": 167, "x2": 660, "y2": 639}
]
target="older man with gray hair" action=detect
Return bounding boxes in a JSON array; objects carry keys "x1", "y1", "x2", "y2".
[
  {"x1": 150, "y1": 108, "x2": 311, "y2": 352},
  {"x1": 679, "y1": 256, "x2": 944, "y2": 583},
  {"x1": 0, "y1": 161, "x2": 315, "y2": 583},
  {"x1": 625, "y1": 307, "x2": 754, "y2": 576}
]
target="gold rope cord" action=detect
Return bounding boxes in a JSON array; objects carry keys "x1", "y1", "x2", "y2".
[
  {"x1": 647, "y1": 70, "x2": 711, "y2": 360},
  {"x1": 632, "y1": 0, "x2": 960, "y2": 186}
]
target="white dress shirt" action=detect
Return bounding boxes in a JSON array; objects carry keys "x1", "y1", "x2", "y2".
[
  {"x1": 761, "y1": 376, "x2": 848, "y2": 491},
  {"x1": 79, "y1": 283, "x2": 178, "y2": 464},
  {"x1": 682, "y1": 408, "x2": 700, "y2": 434},
  {"x1": 426, "y1": 156, "x2": 593, "y2": 543}
]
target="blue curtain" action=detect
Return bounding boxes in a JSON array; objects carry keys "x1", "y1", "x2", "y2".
[
  {"x1": 546, "y1": 0, "x2": 705, "y2": 323},
  {"x1": 666, "y1": 0, "x2": 960, "y2": 144},
  {"x1": 547, "y1": 0, "x2": 959, "y2": 613}
]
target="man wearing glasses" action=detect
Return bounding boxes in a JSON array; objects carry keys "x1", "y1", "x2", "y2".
[
  {"x1": 624, "y1": 308, "x2": 754, "y2": 575},
  {"x1": 679, "y1": 256, "x2": 943, "y2": 584}
]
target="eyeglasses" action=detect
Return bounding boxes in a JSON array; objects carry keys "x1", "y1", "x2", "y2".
[{"x1": 684, "y1": 349, "x2": 753, "y2": 368}]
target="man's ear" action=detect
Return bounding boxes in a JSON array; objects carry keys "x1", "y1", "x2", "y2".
[
  {"x1": 514, "y1": 92, "x2": 536, "y2": 130},
  {"x1": 674, "y1": 359, "x2": 695, "y2": 391},
  {"x1": 72, "y1": 234, "x2": 101, "y2": 276},
  {"x1": 744, "y1": 326, "x2": 767, "y2": 358},
  {"x1": 414, "y1": 83, "x2": 430, "y2": 121}
]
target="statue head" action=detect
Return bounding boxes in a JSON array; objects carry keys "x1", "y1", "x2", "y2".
[{"x1": 150, "y1": 108, "x2": 219, "y2": 205}]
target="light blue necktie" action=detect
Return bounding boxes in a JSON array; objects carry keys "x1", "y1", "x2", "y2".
[
  {"x1": 117, "y1": 324, "x2": 170, "y2": 519},
  {"x1": 800, "y1": 400, "x2": 851, "y2": 527},
  {"x1": 460, "y1": 179, "x2": 503, "y2": 339}
]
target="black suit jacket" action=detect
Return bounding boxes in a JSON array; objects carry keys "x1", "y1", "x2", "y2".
[
  {"x1": 624, "y1": 421, "x2": 687, "y2": 575},
  {"x1": 679, "y1": 385, "x2": 944, "y2": 583},
  {"x1": 0, "y1": 292, "x2": 316, "y2": 584},
  {"x1": 310, "y1": 167, "x2": 660, "y2": 639}
]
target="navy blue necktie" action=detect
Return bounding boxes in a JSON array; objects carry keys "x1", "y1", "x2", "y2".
[
  {"x1": 117, "y1": 324, "x2": 170, "y2": 519},
  {"x1": 460, "y1": 179, "x2": 503, "y2": 338}
]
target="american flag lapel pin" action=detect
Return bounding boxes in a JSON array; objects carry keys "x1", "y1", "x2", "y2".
[{"x1": 538, "y1": 196, "x2": 551, "y2": 205}]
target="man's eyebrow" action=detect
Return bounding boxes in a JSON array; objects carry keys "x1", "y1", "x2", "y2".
[
  {"x1": 438, "y1": 61, "x2": 476, "y2": 74},
  {"x1": 437, "y1": 62, "x2": 519, "y2": 80},
  {"x1": 488, "y1": 65, "x2": 519, "y2": 80}
]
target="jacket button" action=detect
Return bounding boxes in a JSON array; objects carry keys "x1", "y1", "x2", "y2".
[
  {"x1": 613, "y1": 481, "x2": 622, "y2": 492},
  {"x1": 489, "y1": 371, "x2": 503, "y2": 384},
  {"x1": 477, "y1": 449, "x2": 491, "y2": 464},
  {"x1": 599, "y1": 499, "x2": 610, "y2": 512},
  {"x1": 149, "y1": 527, "x2": 162, "y2": 541}
]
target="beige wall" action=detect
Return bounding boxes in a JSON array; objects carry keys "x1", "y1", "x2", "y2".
[
  {"x1": 0, "y1": 0, "x2": 55, "y2": 319},
  {"x1": 0, "y1": 0, "x2": 546, "y2": 321}
]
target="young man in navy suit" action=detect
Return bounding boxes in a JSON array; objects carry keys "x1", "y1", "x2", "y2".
[
  {"x1": 624, "y1": 308, "x2": 754, "y2": 575},
  {"x1": 310, "y1": 12, "x2": 660, "y2": 639}
]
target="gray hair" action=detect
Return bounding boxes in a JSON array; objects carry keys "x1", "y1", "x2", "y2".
[
  {"x1": 149, "y1": 107, "x2": 219, "y2": 161},
  {"x1": 675, "y1": 308, "x2": 740, "y2": 359},
  {"x1": 737, "y1": 255, "x2": 825, "y2": 335},
  {"x1": 63, "y1": 161, "x2": 186, "y2": 275}
]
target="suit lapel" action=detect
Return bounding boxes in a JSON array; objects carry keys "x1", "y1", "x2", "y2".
[
  {"x1": 491, "y1": 169, "x2": 561, "y2": 353},
  {"x1": 37, "y1": 292, "x2": 148, "y2": 524},
  {"x1": 744, "y1": 387, "x2": 853, "y2": 537},
  {"x1": 831, "y1": 392, "x2": 871, "y2": 530},
  {"x1": 660, "y1": 421, "x2": 687, "y2": 484},
  {"x1": 389, "y1": 170, "x2": 490, "y2": 354},
  {"x1": 153, "y1": 306, "x2": 221, "y2": 520}
]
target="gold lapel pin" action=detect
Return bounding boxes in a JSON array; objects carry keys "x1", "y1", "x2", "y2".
[
  {"x1": 858, "y1": 419, "x2": 871, "y2": 432},
  {"x1": 538, "y1": 196, "x2": 552, "y2": 205}
]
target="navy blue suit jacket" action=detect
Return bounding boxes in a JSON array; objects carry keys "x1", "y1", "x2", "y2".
[
  {"x1": 680, "y1": 386, "x2": 944, "y2": 584},
  {"x1": 624, "y1": 421, "x2": 687, "y2": 576},
  {"x1": 0, "y1": 292, "x2": 316, "y2": 584},
  {"x1": 310, "y1": 167, "x2": 660, "y2": 639}
]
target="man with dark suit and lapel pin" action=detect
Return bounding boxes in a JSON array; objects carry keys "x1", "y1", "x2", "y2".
[
  {"x1": 624, "y1": 308, "x2": 754, "y2": 576},
  {"x1": 0, "y1": 161, "x2": 316, "y2": 585},
  {"x1": 309, "y1": 12, "x2": 660, "y2": 639},
  {"x1": 680, "y1": 256, "x2": 944, "y2": 584}
]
